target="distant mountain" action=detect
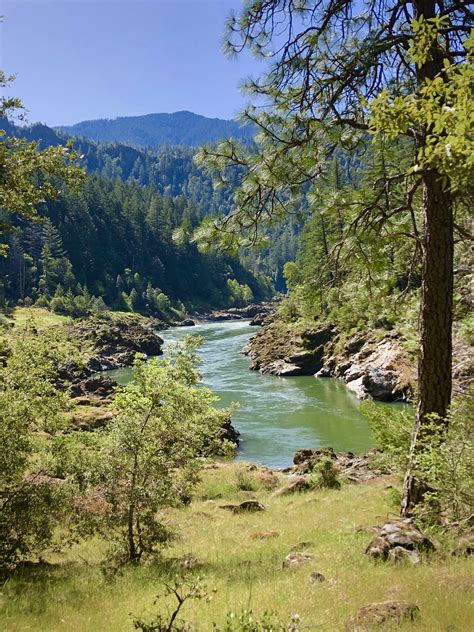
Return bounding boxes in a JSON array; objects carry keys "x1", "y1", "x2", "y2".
[
  {"x1": 4, "y1": 119, "x2": 235, "y2": 211},
  {"x1": 56, "y1": 111, "x2": 254, "y2": 148}
]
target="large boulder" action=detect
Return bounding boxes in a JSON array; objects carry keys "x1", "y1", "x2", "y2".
[
  {"x1": 345, "y1": 601, "x2": 419, "y2": 630},
  {"x1": 244, "y1": 319, "x2": 335, "y2": 376},
  {"x1": 362, "y1": 368, "x2": 405, "y2": 402},
  {"x1": 366, "y1": 519, "x2": 436, "y2": 560},
  {"x1": 274, "y1": 476, "x2": 313, "y2": 496}
]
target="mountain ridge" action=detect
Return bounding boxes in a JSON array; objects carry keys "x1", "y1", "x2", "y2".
[{"x1": 55, "y1": 110, "x2": 254, "y2": 148}]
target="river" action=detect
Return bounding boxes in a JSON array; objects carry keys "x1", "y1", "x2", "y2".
[{"x1": 105, "y1": 319, "x2": 375, "y2": 468}]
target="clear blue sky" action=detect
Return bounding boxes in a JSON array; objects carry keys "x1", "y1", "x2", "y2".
[{"x1": 1, "y1": 0, "x2": 264, "y2": 126}]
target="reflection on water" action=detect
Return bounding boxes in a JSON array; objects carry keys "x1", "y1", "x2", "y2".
[{"x1": 106, "y1": 320, "x2": 377, "y2": 468}]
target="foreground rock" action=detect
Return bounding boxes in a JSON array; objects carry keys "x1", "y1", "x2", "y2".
[
  {"x1": 221, "y1": 500, "x2": 265, "y2": 514},
  {"x1": 345, "y1": 601, "x2": 419, "y2": 630},
  {"x1": 274, "y1": 476, "x2": 313, "y2": 496},
  {"x1": 366, "y1": 519, "x2": 436, "y2": 561},
  {"x1": 282, "y1": 552, "x2": 314, "y2": 570},
  {"x1": 289, "y1": 447, "x2": 386, "y2": 483},
  {"x1": 309, "y1": 571, "x2": 326, "y2": 583}
]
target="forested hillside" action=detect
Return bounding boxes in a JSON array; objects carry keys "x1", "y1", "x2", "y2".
[
  {"x1": 0, "y1": 174, "x2": 272, "y2": 317},
  {"x1": 0, "y1": 119, "x2": 301, "y2": 313},
  {"x1": 57, "y1": 110, "x2": 254, "y2": 148},
  {"x1": 0, "y1": 117, "x2": 289, "y2": 315}
]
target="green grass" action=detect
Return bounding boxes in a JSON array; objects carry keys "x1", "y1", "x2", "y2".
[
  {"x1": 3, "y1": 307, "x2": 71, "y2": 329},
  {"x1": 1, "y1": 464, "x2": 473, "y2": 631}
]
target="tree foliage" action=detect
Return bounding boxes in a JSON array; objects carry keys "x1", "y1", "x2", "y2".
[
  {"x1": 99, "y1": 338, "x2": 232, "y2": 563},
  {"x1": 0, "y1": 322, "x2": 79, "y2": 572},
  {"x1": 0, "y1": 72, "x2": 84, "y2": 255},
  {"x1": 194, "y1": 0, "x2": 473, "y2": 515}
]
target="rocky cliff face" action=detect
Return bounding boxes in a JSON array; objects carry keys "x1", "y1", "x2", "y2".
[
  {"x1": 243, "y1": 317, "x2": 416, "y2": 402},
  {"x1": 73, "y1": 314, "x2": 166, "y2": 372}
]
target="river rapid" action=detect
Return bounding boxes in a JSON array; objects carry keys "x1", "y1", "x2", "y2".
[{"x1": 106, "y1": 319, "x2": 375, "y2": 468}]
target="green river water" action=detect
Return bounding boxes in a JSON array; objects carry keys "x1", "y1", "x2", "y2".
[{"x1": 105, "y1": 319, "x2": 378, "y2": 468}]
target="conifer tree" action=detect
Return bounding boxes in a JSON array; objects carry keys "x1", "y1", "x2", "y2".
[{"x1": 196, "y1": 0, "x2": 473, "y2": 514}]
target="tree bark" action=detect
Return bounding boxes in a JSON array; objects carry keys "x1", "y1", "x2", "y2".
[
  {"x1": 401, "y1": 0, "x2": 454, "y2": 517},
  {"x1": 401, "y1": 172, "x2": 453, "y2": 516}
]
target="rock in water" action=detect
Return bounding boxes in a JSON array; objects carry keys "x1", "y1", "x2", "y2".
[
  {"x1": 176, "y1": 318, "x2": 195, "y2": 327},
  {"x1": 345, "y1": 601, "x2": 419, "y2": 630}
]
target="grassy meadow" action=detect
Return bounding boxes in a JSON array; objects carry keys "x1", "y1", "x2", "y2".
[
  {"x1": 2, "y1": 307, "x2": 72, "y2": 329},
  {"x1": 1, "y1": 463, "x2": 472, "y2": 631}
]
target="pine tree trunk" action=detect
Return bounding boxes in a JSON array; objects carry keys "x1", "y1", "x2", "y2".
[
  {"x1": 401, "y1": 173, "x2": 453, "y2": 516},
  {"x1": 400, "y1": 0, "x2": 454, "y2": 517}
]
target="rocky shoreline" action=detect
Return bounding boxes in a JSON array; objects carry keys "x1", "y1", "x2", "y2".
[
  {"x1": 58, "y1": 312, "x2": 241, "y2": 447},
  {"x1": 242, "y1": 315, "x2": 416, "y2": 403},
  {"x1": 188, "y1": 301, "x2": 278, "y2": 324}
]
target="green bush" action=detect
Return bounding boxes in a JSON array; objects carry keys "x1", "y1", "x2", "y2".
[
  {"x1": 96, "y1": 337, "x2": 231, "y2": 563},
  {"x1": 311, "y1": 457, "x2": 341, "y2": 490},
  {"x1": 363, "y1": 393, "x2": 474, "y2": 524},
  {"x1": 235, "y1": 470, "x2": 259, "y2": 492},
  {"x1": 0, "y1": 323, "x2": 78, "y2": 573}
]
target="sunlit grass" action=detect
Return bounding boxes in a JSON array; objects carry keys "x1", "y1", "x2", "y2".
[
  {"x1": 1, "y1": 463, "x2": 473, "y2": 631},
  {"x1": 4, "y1": 307, "x2": 71, "y2": 329}
]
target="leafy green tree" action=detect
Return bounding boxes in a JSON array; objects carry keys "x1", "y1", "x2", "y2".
[
  {"x1": 101, "y1": 338, "x2": 231, "y2": 563},
  {"x1": 196, "y1": 0, "x2": 472, "y2": 515},
  {"x1": 0, "y1": 72, "x2": 84, "y2": 255},
  {"x1": 0, "y1": 323, "x2": 78, "y2": 572}
]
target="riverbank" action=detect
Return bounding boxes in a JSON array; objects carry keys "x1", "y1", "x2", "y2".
[
  {"x1": 106, "y1": 319, "x2": 378, "y2": 465},
  {"x1": 242, "y1": 315, "x2": 417, "y2": 402},
  {"x1": 2, "y1": 460, "x2": 472, "y2": 631}
]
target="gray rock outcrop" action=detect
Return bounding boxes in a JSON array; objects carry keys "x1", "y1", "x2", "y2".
[{"x1": 365, "y1": 519, "x2": 436, "y2": 561}]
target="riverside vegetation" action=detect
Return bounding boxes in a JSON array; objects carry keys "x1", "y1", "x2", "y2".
[
  {"x1": 1, "y1": 1, "x2": 473, "y2": 630},
  {"x1": 0, "y1": 312, "x2": 472, "y2": 630}
]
